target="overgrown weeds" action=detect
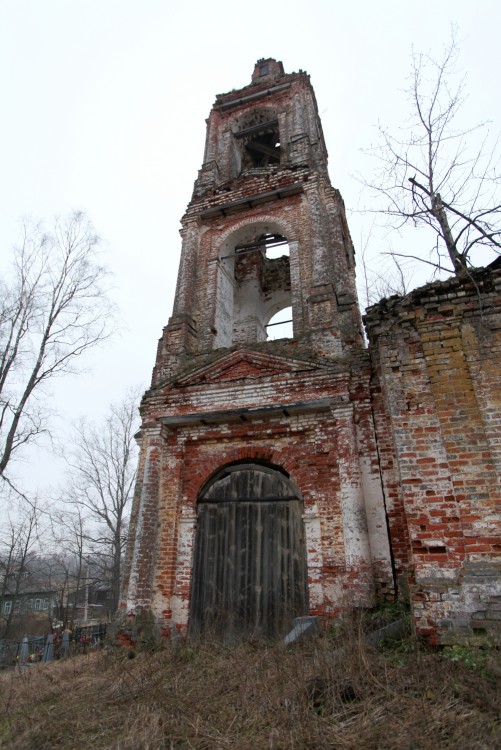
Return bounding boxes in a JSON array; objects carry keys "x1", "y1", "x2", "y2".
[{"x1": 0, "y1": 624, "x2": 499, "y2": 749}]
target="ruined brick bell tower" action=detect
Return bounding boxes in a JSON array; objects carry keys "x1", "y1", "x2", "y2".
[{"x1": 121, "y1": 59, "x2": 395, "y2": 639}]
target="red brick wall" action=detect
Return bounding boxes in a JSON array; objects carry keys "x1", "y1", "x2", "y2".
[
  {"x1": 121, "y1": 61, "x2": 500, "y2": 646},
  {"x1": 365, "y1": 265, "x2": 501, "y2": 642},
  {"x1": 121, "y1": 349, "x2": 395, "y2": 633}
]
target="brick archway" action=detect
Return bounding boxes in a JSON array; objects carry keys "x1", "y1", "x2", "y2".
[
  {"x1": 189, "y1": 459, "x2": 308, "y2": 639},
  {"x1": 184, "y1": 446, "x2": 309, "y2": 511}
]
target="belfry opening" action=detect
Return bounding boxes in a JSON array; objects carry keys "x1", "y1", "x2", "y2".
[
  {"x1": 121, "y1": 58, "x2": 501, "y2": 645},
  {"x1": 215, "y1": 224, "x2": 293, "y2": 348}
]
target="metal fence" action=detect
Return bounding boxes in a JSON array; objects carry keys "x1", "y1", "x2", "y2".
[{"x1": 0, "y1": 623, "x2": 108, "y2": 670}]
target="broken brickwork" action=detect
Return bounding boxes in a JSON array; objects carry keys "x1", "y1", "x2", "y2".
[
  {"x1": 121, "y1": 60, "x2": 501, "y2": 643},
  {"x1": 365, "y1": 265, "x2": 501, "y2": 642}
]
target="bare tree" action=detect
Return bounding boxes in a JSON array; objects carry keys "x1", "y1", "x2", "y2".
[
  {"x1": 0, "y1": 211, "x2": 115, "y2": 486},
  {"x1": 62, "y1": 390, "x2": 140, "y2": 614},
  {"x1": 0, "y1": 499, "x2": 43, "y2": 637},
  {"x1": 50, "y1": 507, "x2": 90, "y2": 627},
  {"x1": 362, "y1": 32, "x2": 500, "y2": 277}
]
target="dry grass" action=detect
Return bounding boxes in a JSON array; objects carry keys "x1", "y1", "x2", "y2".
[{"x1": 0, "y1": 627, "x2": 500, "y2": 749}]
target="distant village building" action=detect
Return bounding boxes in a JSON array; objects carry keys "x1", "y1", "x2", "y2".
[
  {"x1": 0, "y1": 565, "x2": 59, "y2": 637},
  {"x1": 0, "y1": 557, "x2": 115, "y2": 637},
  {"x1": 121, "y1": 60, "x2": 501, "y2": 644}
]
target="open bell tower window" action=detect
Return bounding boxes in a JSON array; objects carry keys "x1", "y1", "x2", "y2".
[{"x1": 234, "y1": 119, "x2": 281, "y2": 170}]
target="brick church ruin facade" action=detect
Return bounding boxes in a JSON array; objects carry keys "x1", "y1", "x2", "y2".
[{"x1": 121, "y1": 59, "x2": 501, "y2": 643}]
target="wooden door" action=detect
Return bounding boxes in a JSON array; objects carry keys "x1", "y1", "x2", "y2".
[{"x1": 189, "y1": 463, "x2": 308, "y2": 640}]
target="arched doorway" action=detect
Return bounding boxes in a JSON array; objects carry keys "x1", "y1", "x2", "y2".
[{"x1": 189, "y1": 462, "x2": 308, "y2": 640}]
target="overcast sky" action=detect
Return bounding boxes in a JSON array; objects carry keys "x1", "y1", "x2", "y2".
[{"x1": 1, "y1": 0, "x2": 500, "y2": 496}]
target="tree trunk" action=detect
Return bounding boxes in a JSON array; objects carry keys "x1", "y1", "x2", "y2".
[{"x1": 431, "y1": 193, "x2": 466, "y2": 275}]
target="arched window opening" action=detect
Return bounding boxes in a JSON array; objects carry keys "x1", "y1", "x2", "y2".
[
  {"x1": 246, "y1": 129, "x2": 281, "y2": 167},
  {"x1": 233, "y1": 113, "x2": 281, "y2": 173},
  {"x1": 233, "y1": 233, "x2": 288, "y2": 259},
  {"x1": 263, "y1": 234, "x2": 289, "y2": 260},
  {"x1": 267, "y1": 307, "x2": 293, "y2": 340},
  {"x1": 215, "y1": 224, "x2": 293, "y2": 349}
]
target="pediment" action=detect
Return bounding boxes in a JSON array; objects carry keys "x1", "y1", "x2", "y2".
[{"x1": 172, "y1": 349, "x2": 323, "y2": 387}]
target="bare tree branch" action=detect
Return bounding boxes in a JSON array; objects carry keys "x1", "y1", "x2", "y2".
[
  {"x1": 0, "y1": 211, "x2": 116, "y2": 483},
  {"x1": 60, "y1": 390, "x2": 140, "y2": 613},
  {"x1": 360, "y1": 29, "x2": 501, "y2": 279}
]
